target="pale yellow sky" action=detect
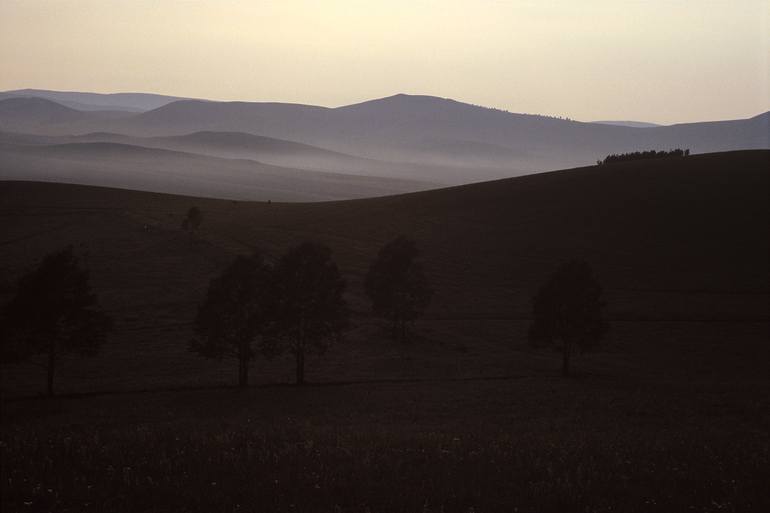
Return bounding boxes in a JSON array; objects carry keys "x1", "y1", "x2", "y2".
[{"x1": 1, "y1": 0, "x2": 768, "y2": 123}]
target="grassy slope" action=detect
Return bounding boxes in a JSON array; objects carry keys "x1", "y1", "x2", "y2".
[
  {"x1": 1, "y1": 151, "x2": 769, "y2": 511},
  {"x1": 0, "y1": 150, "x2": 768, "y2": 395}
]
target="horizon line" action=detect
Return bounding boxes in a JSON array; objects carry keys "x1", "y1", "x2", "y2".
[{"x1": 2, "y1": 86, "x2": 768, "y2": 126}]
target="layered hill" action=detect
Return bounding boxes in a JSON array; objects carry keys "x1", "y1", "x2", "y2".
[
  {"x1": 0, "y1": 140, "x2": 436, "y2": 201},
  {"x1": 0, "y1": 89, "x2": 188, "y2": 112},
  {"x1": 0, "y1": 130, "x2": 456, "y2": 183},
  {"x1": 2, "y1": 94, "x2": 767, "y2": 186},
  {"x1": 0, "y1": 97, "x2": 133, "y2": 133},
  {"x1": 109, "y1": 95, "x2": 770, "y2": 169}
]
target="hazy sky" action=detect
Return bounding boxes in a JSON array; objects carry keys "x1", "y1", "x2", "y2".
[{"x1": 1, "y1": 0, "x2": 768, "y2": 123}]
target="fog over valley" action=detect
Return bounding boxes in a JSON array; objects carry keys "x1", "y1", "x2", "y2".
[{"x1": 0, "y1": 91, "x2": 767, "y2": 199}]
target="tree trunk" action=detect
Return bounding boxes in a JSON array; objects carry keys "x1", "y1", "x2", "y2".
[
  {"x1": 561, "y1": 339, "x2": 572, "y2": 377},
  {"x1": 296, "y1": 317, "x2": 305, "y2": 386},
  {"x1": 237, "y1": 340, "x2": 249, "y2": 387},
  {"x1": 238, "y1": 356, "x2": 248, "y2": 388},
  {"x1": 295, "y1": 347, "x2": 305, "y2": 386},
  {"x1": 46, "y1": 345, "x2": 56, "y2": 397}
]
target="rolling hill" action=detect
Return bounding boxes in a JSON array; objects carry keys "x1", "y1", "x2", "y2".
[
  {"x1": 0, "y1": 129, "x2": 460, "y2": 183},
  {"x1": 119, "y1": 94, "x2": 769, "y2": 169},
  {"x1": 0, "y1": 140, "x2": 437, "y2": 201},
  {"x1": 0, "y1": 97, "x2": 133, "y2": 133},
  {"x1": 0, "y1": 89, "x2": 189, "y2": 112},
  {"x1": 1, "y1": 150, "x2": 767, "y2": 395}
]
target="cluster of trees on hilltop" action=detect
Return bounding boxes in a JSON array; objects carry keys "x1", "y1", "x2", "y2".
[
  {"x1": 598, "y1": 148, "x2": 689, "y2": 165},
  {"x1": 2, "y1": 208, "x2": 610, "y2": 394}
]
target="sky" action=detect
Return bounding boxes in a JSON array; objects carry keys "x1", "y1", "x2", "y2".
[{"x1": 0, "y1": 0, "x2": 768, "y2": 124}]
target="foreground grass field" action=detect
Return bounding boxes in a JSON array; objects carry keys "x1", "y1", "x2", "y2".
[
  {"x1": 1, "y1": 151, "x2": 769, "y2": 511},
  {"x1": 3, "y1": 372, "x2": 770, "y2": 512}
]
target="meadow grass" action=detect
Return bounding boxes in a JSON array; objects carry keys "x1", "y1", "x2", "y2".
[{"x1": 3, "y1": 376, "x2": 769, "y2": 512}]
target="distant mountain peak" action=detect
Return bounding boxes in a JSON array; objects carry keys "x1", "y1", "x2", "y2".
[
  {"x1": 339, "y1": 93, "x2": 458, "y2": 109},
  {"x1": 0, "y1": 89, "x2": 188, "y2": 112},
  {"x1": 385, "y1": 93, "x2": 450, "y2": 101},
  {"x1": 0, "y1": 96, "x2": 81, "y2": 115},
  {"x1": 0, "y1": 96, "x2": 75, "y2": 108}
]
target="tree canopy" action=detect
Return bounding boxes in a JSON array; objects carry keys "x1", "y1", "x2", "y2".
[
  {"x1": 190, "y1": 252, "x2": 273, "y2": 387},
  {"x1": 1, "y1": 245, "x2": 112, "y2": 396},
  {"x1": 528, "y1": 259, "x2": 607, "y2": 376},
  {"x1": 182, "y1": 206, "x2": 203, "y2": 234},
  {"x1": 365, "y1": 235, "x2": 432, "y2": 342},
  {"x1": 265, "y1": 242, "x2": 349, "y2": 385}
]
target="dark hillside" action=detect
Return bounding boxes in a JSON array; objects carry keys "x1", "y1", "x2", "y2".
[
  {"x1": 2, "y1": 151, "x2": 769, "y2": 512},
  {"x1": 0, "y1": 151, "x2": 768, "y2": 395}
]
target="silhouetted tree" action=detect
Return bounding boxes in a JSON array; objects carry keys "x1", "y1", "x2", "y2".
[
  {"x1": 182, "y1": 206, "x2": 203, "y2": 236},
  {"x1": 190, "y1": 252, "x2": 272, "y2": 387},
  {"x1": 528, "y1": 260, "x2": 607, "y2": 377},
  {"x1": 365, "y1": 236, "x2": 432, "y2": 342},
  {"x1": 264, "y1": 242, "x2": 348, "y2": 385},
  {"x1": 1, "y1": 246, "x2": 112, "y2": 396}
]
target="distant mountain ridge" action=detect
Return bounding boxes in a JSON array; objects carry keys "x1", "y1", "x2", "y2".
[
  {"x1": 1, "y1": 91, "x2": 768, "y2": 186},
  {"x1": 592, "y1": 120, "x2": 662, "y2": 128},
  {"x1": 0, "y1": 89, "x2": 189, "y2": 112},
  {"x1": 0, "y1": 97, "x2": 133, "y2": 130}
]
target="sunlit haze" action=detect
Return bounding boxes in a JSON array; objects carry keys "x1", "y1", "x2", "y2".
[{"x1": 1, "y1": 0, "x2": 768, "y2": 123}]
